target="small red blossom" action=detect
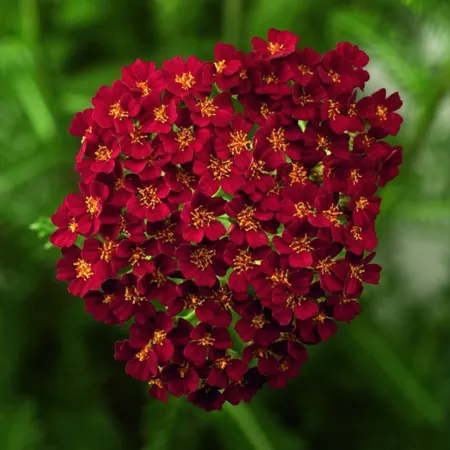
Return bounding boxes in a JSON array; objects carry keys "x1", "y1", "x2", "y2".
[
  {"x1": 180, "y1": 192, "x2": 227, "y2": 242},
  {"x1": 251, "y1": 28, "x2": 299, "y2": 60},
  {"x1": 92, "y1": 81, "x2": 140, "y2": 134}
]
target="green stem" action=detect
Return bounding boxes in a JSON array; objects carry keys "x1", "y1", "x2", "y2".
[
  {"x1": 224, "y1": 402, "x2": 275, "y2": 450},
  {"x1": 222, "y1": 0, "x2": 243, "y2": 48}
]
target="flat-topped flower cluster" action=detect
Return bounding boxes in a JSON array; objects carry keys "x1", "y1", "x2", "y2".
[{"x1": 51, "y1": 28, "x2": 403, "y2": 411}]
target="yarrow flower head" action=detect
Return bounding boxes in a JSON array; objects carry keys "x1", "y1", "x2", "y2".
[{"x1": 51, "y1": 28, "x2": 403, "y2": 411}]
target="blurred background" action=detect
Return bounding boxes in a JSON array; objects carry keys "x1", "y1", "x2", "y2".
[{"x1": 1, "y1": 0, "x2": 450, "y2": 449}]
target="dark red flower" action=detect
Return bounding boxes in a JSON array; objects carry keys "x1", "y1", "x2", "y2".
[
  {"x1": 225, "y1": 194, "x2": 276, "y2": 248},
  {"x1": 224, "y1": 243, "x2": 271, "y2": 293},
  {"x1": 358, "y1": 89, "x2": 403, "y2": 136},
  {"x1": 92, "y1": 81, "x2": 140, "y2": 133},
  {"x1": 223, "y1": 367, "x2": 266, "y2": 405},
  {"x1": 113, "y1": 238, "x2": 154, "y2": 276},
  {"x1": 125, "y1": 175, "x2": 171, "y2": 222},
  {"x1": 81, "y1": 237, "x2": 119, "y2": 279},
  {"x1": 343, "y1": 252, "x2": 381, "y2": 296},
  {"x1": 235, "y1": 300, "x2": 281, "y2": 348},
  {"x1": 214, "y1": 113, "x2": 253, "y2": 169},
  {"x1": 137, "y1": 254, "x2": 178, "y2": 305},
  {"x1": 184, "y1": 322, "x2": 232, "y2": 366},
  {"x1": 250, "y1": 60, "x2": 292, "y2": 97},
  {"x1": 312, "y1": 243, "x2": 347, "y2": 292},
  {"x1": 297, "y1": 303, "x2": 337, "y2": 344},
  {"x1": 175, "y1": 240, "x2": 228, "y2": 287},
  {"x1": 83, "y1": 279, "x2": 123, "y2": 324},
  {"x1": 251, "y1": 28, "x2": 299, "y2": 60},
  {"x1": 253, "y1": 114, "x2": 302, "y2": 170},
  {"x1": 140, "y1": 96, "x2": 178, "y2": 134},
  {"x1": 203, "y1": 42, "x2": 243, "y2": 91},
  {"x1": 159, "y1": 108, "x2": 211, "y2": 164},
  {"x1": 240, "y1": 92, "x2": 283, "y2": 126},
  {"x1": 119, "y1": 122, "x2": 152, "y2": 159},
  {"x1": 277, "y1": 183, "x2": 319, "y2": 225},
  {"x1": 273, "y1": 220, "x2": 321, "y2": 268},
  {"x1": 56, "y1": 246, "x2": 103, "y2": 296},
  {"x1": 288, "y1": 47, "x2": 321, "y2": 85},
  {"x1": 77, "y1": 132, "x2": 121, "y2": 175},
  {"x1": 111, "y1": 273, "x2": 152, "y2": 322},
  {"x1": 146, "y1": 213, "x2": 183, "y2": 256},
  {"x1": 185, "y1": 92, "x2": 234, "y2": 128},
  {"x1": 50, "y1": 203, "x2": 91, "y2": 247},
  {"x1": 180, "y1": 192, "x2": 226, "y2": 242},
  {"x1": 348, "y1": 183, "x2": 381, "y2": 226},
  {"x1": 162, "y1": 360, "x2": 199, "y2": 397},
  {"x1": 121, "y1": 59, "x2": 166, "y2": 99},
  {"x1": 208, "y1": 350, "x2": 248, "y2": 388},
  {"x1": 194, "y1": 147, "x2": 246, "y2": 195},
  {"x1": 188, "y1": 385, "x2": 225, "y2": 411},
  {"x1": 326, "y1": 291, "x2": 361, "y2": 323},
  {"x1": 284, "y1": 76, "x2": 326, "y2": 121},
  {"x1": 163, "y1": 55, "x2": 211, "y2": 98}
]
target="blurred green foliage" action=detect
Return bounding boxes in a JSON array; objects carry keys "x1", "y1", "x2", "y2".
[{"x1": 1, "y1": 0, "x2": 450, "y2": 449}]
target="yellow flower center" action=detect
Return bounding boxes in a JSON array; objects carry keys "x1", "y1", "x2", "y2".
[
  {"x1": 138, "y1": 186, "x2": 161, "y2": 208},
  {"x1": 267, "y1": 127, "x2": 287, "y2": 153},
  {"x1": 316, "y1": 256, "x2": 333, "y2": 275},
  {"x1": 190, "y1": 247, "x2": 216, "y2": 270},
  {"x1": 136, "y1": 80, "x2": 151, "y2": 96},
  {"x1": 207, "y1": 156, "x2": 232, "y2": 180},
  {"x1": 376, "y1": 105, "x2": 388, "y2": 121},
  {"x1": 198, "y1": 332, "x2": 215, "y2": 346},
  {"x1": 267, "y1": 42, "x2": 284, "y2": 55},
  {"x1": 198, "y1": 98, "x2": 218, "y2": 117},
  {"x1": 175, "y1": 126, "x2": 195, "y2": 150},
  {"x1": 351, "y1": 226, "x2": 362, "y2": 241},
  {"x1": 260, "y1": 103, "x2": 271, "y2": 119},
  {"x1": 68, "y1": 218, "x2": 78, "y2": 233},
  {"x1": 349, "y1": 264, "x2": 365, "y2": 281},
  {"x1": 129, "y1": 246, "x2": 145, "y2": 266},
  {"x1": 175, "y1": 72, "x2": 196, "y2": 90},
  {"x1": 191, "y1": 207, "x2": 215, "y2": 229},
  {"x1": 262, "y1": 73, "x2": 279, "y2": 84},
  {"x1": 236, "y1": 205, "x2": 259, "y2": 231},
  {"x1": 289, "y1": 162, "x2": 308, "y2": 185},
  {"x1": 228, "y1": 130, "x2": 251, "y2": 155},
  {"x1": 74, "y1": 258, "x2": 93, "y2": 280},
  {"x1": 269, "y1": 268, "x2": 291, "y2": 287},
  {"x1": 101, "y1": 239, "x2": 118, "y2": 262},
  {"x1": 94, "y1": 145, "x2": 112, "y2": 161},
  {"x1": 85, "y1": 196, "x2": 99, "y2": 216},
  {"x1": 327, "y1": 100, "x2": 340, "y2": 120},
  {"x1": 294, "y1": 202, "x2": 315, "y2": 219},
  {"x1": 251, "y1": 314, "x2": 268, "y2": 329},
  {"x1": 297, "y1": 64, "x2": 313, "y2": 75},
  {"x1": 154, "y1": 104, "x2": 169, "y2": 123},
  {"x1": 328, "y1": 70, "x2": 341, "y2": 83},
  {"x1": 356, "y1": 197, "x2": 369, "y2": 211},
  {"x1": 289, "y1": 234, "x2": 313, "y2": 253},
  {"x1": 232, "y1": 249, "x2": 255, "y2": 274},
  {"x1": 214, "y1": 60, "x2": 227, "y2": 73},
  {"x1": 109, "y1": 102, "x2": 128, "y2": 119},
  {"x1": 124, "y1": 286, "x2": 145, "y2": 305},
  {"x1": 350, "y1": 169, "x2": 361, "y2": 185}
]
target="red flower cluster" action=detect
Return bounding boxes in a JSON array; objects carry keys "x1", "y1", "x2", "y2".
[{"x1": 51, "y1": 28, "x2": 403, "y2": 411}]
